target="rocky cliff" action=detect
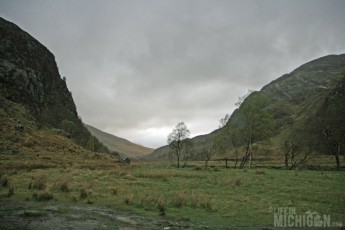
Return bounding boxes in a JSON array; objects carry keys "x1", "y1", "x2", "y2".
[{"x1": 0, "y1": 17, "x2": 108, "y2": 152}]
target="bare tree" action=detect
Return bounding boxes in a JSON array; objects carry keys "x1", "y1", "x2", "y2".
[
  {"x1": 211, "y1": 114, "x2": 231, "y2": 168},
  {"x1": 235, "y1": 92, "x2": 274, "y2": 168},
  {"x1": 283, "y1": 139, "x2": 308, "y2": 170},
  {"x1": 306, "y1": 76, "x2": 345, "y2": 170},
  {"x1": 167, "y1": 122, "x2": 190, "y2": 168},
  {"x1": 319, "y1": 121, "x2": 343, "y2": 170},
  {"x1": 203, "y1": 143, "x2": 215, "y2": 169},
  {"x1": 181, "y1": 139, "x2": 193, "y2": 168}
]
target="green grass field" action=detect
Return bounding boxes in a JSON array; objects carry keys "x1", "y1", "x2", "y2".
[{"x1": 1, "y1": 158, "x2": 344, "y2": 229}]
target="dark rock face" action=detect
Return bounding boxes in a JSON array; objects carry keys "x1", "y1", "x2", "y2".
[
  {"x1": 0, "y1": 17, "x2": 76, "y2": 125},
  {"x1": 0, "y1": 17, "x2": 108, "y2": 153}
]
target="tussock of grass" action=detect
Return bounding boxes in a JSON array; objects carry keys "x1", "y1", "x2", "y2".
[
  {"x1": 190, "y1": 192, "x2": 200, "y2": 208},
  {"x1": 174, "y1": 190, "x2": 187, "y2": 208},
  {"x1": 59, "y1": 181, "x2": 70, "y2": 192},
  {"x1": 30, "y1": 175, "x2": 48, "y2": 190},
  {"x1": 200, "y1": 197, "x2": 213, "y2": 212},
  {"x1": 109, "y1": 187, "x2": 118, "y2": 195},
  {"x1": 71, "y1": 195, "x2": 78, "y2": 203},
  {"x1": 7, "y1": 185, "x2": 14, "y2": 197},
  {"x1": 156, "y1": 196, "x2": 166, "y2": 216},
  {"x1": 32, "y1": 190, "x2": 54, "y2": 201},
  {"x1": 122, "y1": 174, "x2": 137, "y2": 181},
  {"x1": 124, "y1": 193, "x2": 133, "y2": 205},
  {"x1": 235, "y1": 178, "x2": 241, "y2": 186},
  {"x1": 79, "y1": 187, "x2": 92, "y2": 199},
  {"x1": 255, "y1": 168, "x2": 266, "y2": 175},
  {"x1": 1, "y1": 176, "x2": 9, "y2": 187}
]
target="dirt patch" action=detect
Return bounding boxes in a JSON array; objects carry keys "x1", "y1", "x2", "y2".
[{"x1": 0, "y1": 201, "x2": 198, "y2": 229}]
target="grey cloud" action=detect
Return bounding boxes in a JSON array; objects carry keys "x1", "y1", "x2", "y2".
[{"x1": 1, "y1": 0, "x2": 344, "y2": 148}]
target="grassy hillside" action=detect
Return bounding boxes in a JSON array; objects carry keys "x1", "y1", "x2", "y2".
[
  {"x1": 148, "y1": 54, "x2": 345, "y2": 163},
  {"x1": 0, "y1": 97, "x2": 118, "y2": 167},
  {"x1": 85, "y1": 124, "x2": 153, "y2": 158}
]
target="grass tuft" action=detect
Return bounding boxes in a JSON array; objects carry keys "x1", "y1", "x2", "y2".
[
  {"x1": 31, "y1": 176, "x2": 48, "y2": 190},
  {"x1": 79, "y1": 187, "x2": 92, "y2": 199},
  {"x1": 201, "y1": 197, "x2": 213, "y2": 212},
  {"x1": 255, "y1": 168, "x2": 266, "y2": 175},
  {"x1": 1, "y1": 177, "x2": 9, "y2": 187},
  {"x1": 59, "y1": 181, "x2": 70, "y2": 192},
  {"x1": 235, "y1": 178, "x2": 241, "y2": 186},
  {"x1": 156, "y1": 196, "x2": 166, "y2": 216},
  {"x1": 124, "y1": 193, "x2": 133, "y2": 205},
  {"x1": 174, "y1": 191, "x2": 186, "y2": 208},
  {"x1": 32, "y1": 191, "x2": 54, "y2": 201},
  {"x1": 71, "y1": 195, "x2": 78, "y2": 203},
  {"x1": 7, "y1": 185, "x2": 14, "y2": 197}
]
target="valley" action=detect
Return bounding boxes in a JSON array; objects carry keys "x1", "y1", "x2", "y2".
[{"x1": 0, "y1": 14, "x2": 344, "y2": 229}]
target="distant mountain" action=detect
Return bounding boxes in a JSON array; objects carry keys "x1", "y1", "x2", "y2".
[
  {"x1": 147, "y1": 54, "x2": 345, "y2": 160},
  {"x1": 0, "y1": 17, "x2": 108, "y2": 153},
  {"x1": 85, "y1": 124, "x2": 153, "y2": 158}
]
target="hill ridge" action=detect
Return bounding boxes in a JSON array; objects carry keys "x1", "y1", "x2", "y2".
[
  {"x1": 146, "y1": 53, "x2": 345, "y2": 160},
  {"x1": 85, "y1": 124, "x2": 153, "y2": 158}
]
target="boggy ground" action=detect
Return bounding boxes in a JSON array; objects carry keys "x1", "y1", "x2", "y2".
[
  {"x1": 0, "y1": 139, "x2": 344, "y2": 229},
  {"x1": 0, "y1": 201, "x2": 196, "y2": 230}
]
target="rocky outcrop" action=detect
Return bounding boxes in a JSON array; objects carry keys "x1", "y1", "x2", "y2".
[
  {"x1": 0, "y1": 17, "x2": 76, "y2": 125},
  {"x1": 0, "y1": 17, "x2": 108, "y2": 153}
]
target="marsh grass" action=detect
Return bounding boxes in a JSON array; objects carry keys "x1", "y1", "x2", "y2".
[{"x1": 1, "y1": 157, "x2": 344, "y2": 229}]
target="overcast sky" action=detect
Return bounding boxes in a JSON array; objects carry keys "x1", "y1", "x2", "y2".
[{"x1": 1, "y1": 0, "x2": 345, "y2": 148}]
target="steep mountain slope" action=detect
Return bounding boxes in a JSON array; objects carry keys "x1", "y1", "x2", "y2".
[
  {"x1": 85, "y1": 124, "x2": 153, "y2": 158},
  {"x1": 147, "y1": 54, "x2": 345, "y2": 160},
  {"x1": 0, "y1": 17, "x2": 108, "y2": 153}
]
